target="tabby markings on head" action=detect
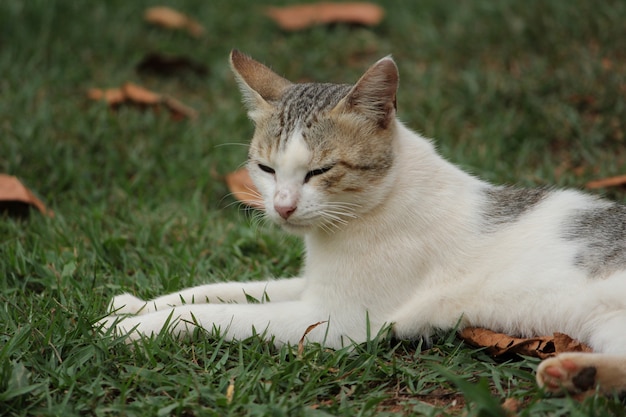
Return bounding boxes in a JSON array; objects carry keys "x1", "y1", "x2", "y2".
[{"x1": 275, "y1": 83, "x2": 351, "y2": 150}]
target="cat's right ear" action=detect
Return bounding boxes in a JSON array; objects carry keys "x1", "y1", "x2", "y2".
[
  {"x1": 335, "y1": 56, "x2": 399, "y2": 129},
  {"x1": 229, "y1": 50, "x2": 292, "y2": 119}
]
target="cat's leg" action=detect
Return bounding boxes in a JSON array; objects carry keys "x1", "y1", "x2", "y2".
[
  {"x1": 537, "y1": 353, "x2": 626, "y2": 395},
  {"x1": 110, "y1": 277, "x2": 306, "y2": 315},
  {"x1": 100, "y1": 300, "x2": 363, "y2": 349},
  {"x1": 389, "y1": 284, "x2": 470, "y2": 341}
]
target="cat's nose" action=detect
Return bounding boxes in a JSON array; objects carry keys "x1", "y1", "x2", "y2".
[{"x1": 275, "y1": 204, "x2": 297, "y2": 219}]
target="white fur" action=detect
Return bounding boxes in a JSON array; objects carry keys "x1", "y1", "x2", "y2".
[{"x1": 99, "y1": 120, "x2": 626, "y2": 359}]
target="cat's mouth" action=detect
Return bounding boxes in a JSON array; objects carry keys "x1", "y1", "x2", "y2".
[
  {"x1": 280, "y1": 219, "x2": 312, "y2": 233},
  {"x1": 275, "y1": 216, "x2": 316, "y2": 234}
]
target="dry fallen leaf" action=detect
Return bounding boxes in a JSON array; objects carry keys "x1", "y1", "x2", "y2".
[
  {"x1": 459, "y1": 327, "x2": 592, "y2": 359},
  {"x1": 224, "y1": 168, "x2": 263, "y2": 209},
  {"x1": 0, "y1": 174, "x2": 53, "y2": 218},
  {"x1": 225, "y1": 377, "x2": 235, "y2": 404},
  {"x1": 585, "y1": 174, "x2": 626, "y2": 189},
  {"x1": 161, "y1": 96, "x2": 199, "y2": 121},
  {"x1": 86, "y1": 87, "x2": 126, "y2": 105},
  {"x1": 298, "y1": 321, "x2": 328, "y2": 357},
  {"x1": 144, "y1": 6, "x2": 205, "y2": 37},
  {"x1": 121, "y1": 82, "x2": 161, "y2": 105},
  {"x1": 266, "y1": 2, "x2": 384, "y2": 31},
  {"x1": 87, "y1": 82, "x2": 197, "y2": 120}
]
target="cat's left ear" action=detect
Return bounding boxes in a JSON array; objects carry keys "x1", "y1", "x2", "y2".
[
  {"x1": 229, "y1": 49, "x2": 292, "y2": 119},
  {"x1": 335, "y1": 56, "x2": 398, "y2": 129}
]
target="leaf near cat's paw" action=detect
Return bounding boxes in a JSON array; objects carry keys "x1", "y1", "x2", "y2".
[
  {"x1": 265, "y1": 2, "x2": 385, "y2": 31},
  {"x1": 459, "y1": 327, "x2": 592, "y2": 359}
]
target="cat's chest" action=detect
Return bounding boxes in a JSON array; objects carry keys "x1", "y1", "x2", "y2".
[{"x1": 303, "y1": 229, "x2": 427, "y2": 286}]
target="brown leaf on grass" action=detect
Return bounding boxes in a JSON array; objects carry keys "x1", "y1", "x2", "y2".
[
  {"x1": 459, "y1": 327, "x2": 592, "y2": 359},
  {"x1": 87, "y1": 82, "x2": 197, "y2": 119},
  {"x1": 0, "y1": 174, "x2": 53, "y2": 218},
  {"x1": 121, "y1": 82, "x2": 161, "y2": 105},
  {"x1": 585, "y1": 174, "x2": 626, "y2": 189},
  {"x1": 144, "y1": 6, "x2": 205, "y2": 37},
  {"x1": 298, "y1": 321, "x2": 328, "y2": 357},
  {"x1": 86, "y1": 87, "x2": 125, "y2": 105},
  {"x1": 224, "y1": 168, "x2": 264, "y2": 209},
  {"x1": 265, "y1": 2, "x2": 384, "y2": 31},
  {"x1": 161, "y1": 96, "x2": 199, "y2": 121}
]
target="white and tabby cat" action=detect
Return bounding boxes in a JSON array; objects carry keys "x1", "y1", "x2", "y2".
[{"x1": 100, "y1": 50, "x2": 626, "y2": 395}]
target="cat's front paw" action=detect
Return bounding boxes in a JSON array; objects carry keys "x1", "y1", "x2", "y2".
[
  {"x1": 108, "y1": 293, "x2": 151, "y2": 315},
  {"x1": 391, "y1": 320, "x2": 434, "y2": 344},
  {"x1": 536, "y1": 353, "x2": 597, "y2": 394},
  {"x1": 95, "y1": 314, "x2": 143, "y2": 342}
]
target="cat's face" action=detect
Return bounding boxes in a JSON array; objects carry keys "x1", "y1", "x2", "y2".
[{"x1": 230, "y1": 50, "x2": 399, "y2": 234}]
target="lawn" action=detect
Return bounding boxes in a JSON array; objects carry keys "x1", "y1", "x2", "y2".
[{"x1": 1, "y1": 0, "x2": 626, "y2": 416}]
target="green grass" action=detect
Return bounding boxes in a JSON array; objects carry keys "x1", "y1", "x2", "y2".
[{"x1": 1, "y1": 0, "x2": 626, "y2": 415}]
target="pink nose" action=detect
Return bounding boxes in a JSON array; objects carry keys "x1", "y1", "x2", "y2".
[{"x1": 275, "y1": 204, "x2": 297, "y2": 219}]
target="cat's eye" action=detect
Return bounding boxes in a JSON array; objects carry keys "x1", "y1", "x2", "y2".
[
  {"x1": 304, "y1": 166, "x2": 333, "y2": 183},
  {"x1": 258, "y1": 164, "x2": 275, "y2": 175}
]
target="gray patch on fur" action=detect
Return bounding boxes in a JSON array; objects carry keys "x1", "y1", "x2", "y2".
[
  {"x1": 482, "y1": 186, "x2": 549, "y2": 227},
  {"x1": 563, "y1": 203, "x2": 626, "y2": 278},
  {"x1": 275, "y1": 83, "x2": 351, "y2": 148}
]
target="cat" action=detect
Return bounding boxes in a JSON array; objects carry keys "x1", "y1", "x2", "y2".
[{"x1": 100, "y1": 49, "x2": 626, "y2": 396}]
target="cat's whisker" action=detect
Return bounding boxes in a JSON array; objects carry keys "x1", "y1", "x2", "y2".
[
  {"x1": 249, "y1": 211, "x2": 271, "y2": 235},
  {"x1": 309, "y1": 202, "x2": 362, "y2": 233},
  {"x1": 315, "y1": 211, "x2": 352, "y2": 234},
  {"x1": 317, "y1": 219, "x2": 336, "y2": 235},
  {"x1": 214, "y1": 142, "x2": 251, "y2": 149},
  {"x1": 222, "y1": 192, "x2": 263, "y2": 211},
  {"x1": 318, "y1": 202, "x2": 360, "y2": 217},
  {"x1": 320, "y1": 213, "x2": 349, "y2": 226},
  {"x1": 318, "y1": 201, "x2": 362, "y2": 210},
  {"x1": 322, "y1": 209, "x2": 358, "y2": 219}
]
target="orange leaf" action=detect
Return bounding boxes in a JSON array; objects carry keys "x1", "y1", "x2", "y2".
[
  {"x1": 224, "y1": 168, "x2": 263, "y2": 209},
  {"x1": 87, "y1": 88, "x2": 125, "y2": 105},
  {"x1": 458, "y1": 327, "x2": 592, "y2": 359},
  {"x1": 585, "y1": 174, "x2": 626, "y2": 189},
  {"x1": 87, "y1": 83, "x2": 196, "y2": 120},
  {"x1": 122, "y1": 82, "x2": 161, "y2": 105},
  {"x1": 144, "y1": 6, "x2": 205, "y2": 37},
  {"x1": 162, "y1": 96, "x2": 198, "y2": 120},
  {"x1": 266, "y1": 2, "x2": 384, "y2": 31},
  {"x1": 0, "y1": 174, "x2": 53, "y2": 218}
]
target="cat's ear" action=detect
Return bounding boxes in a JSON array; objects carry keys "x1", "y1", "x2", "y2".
[
  {"x1": 336, "y1": 56, "x2": 398, "y2": 128},
  {"x1": 229, "y1": 50, "x2": 292, "y2": 118}
]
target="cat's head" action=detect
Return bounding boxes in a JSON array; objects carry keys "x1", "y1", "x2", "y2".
[{"x1": 230, "y1": 50, "x2": 399, "y2": 235}]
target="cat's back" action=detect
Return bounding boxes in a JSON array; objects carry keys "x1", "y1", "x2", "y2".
[{"x1": 473, "y1": 185, "x2": 626, "y2": 283}]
